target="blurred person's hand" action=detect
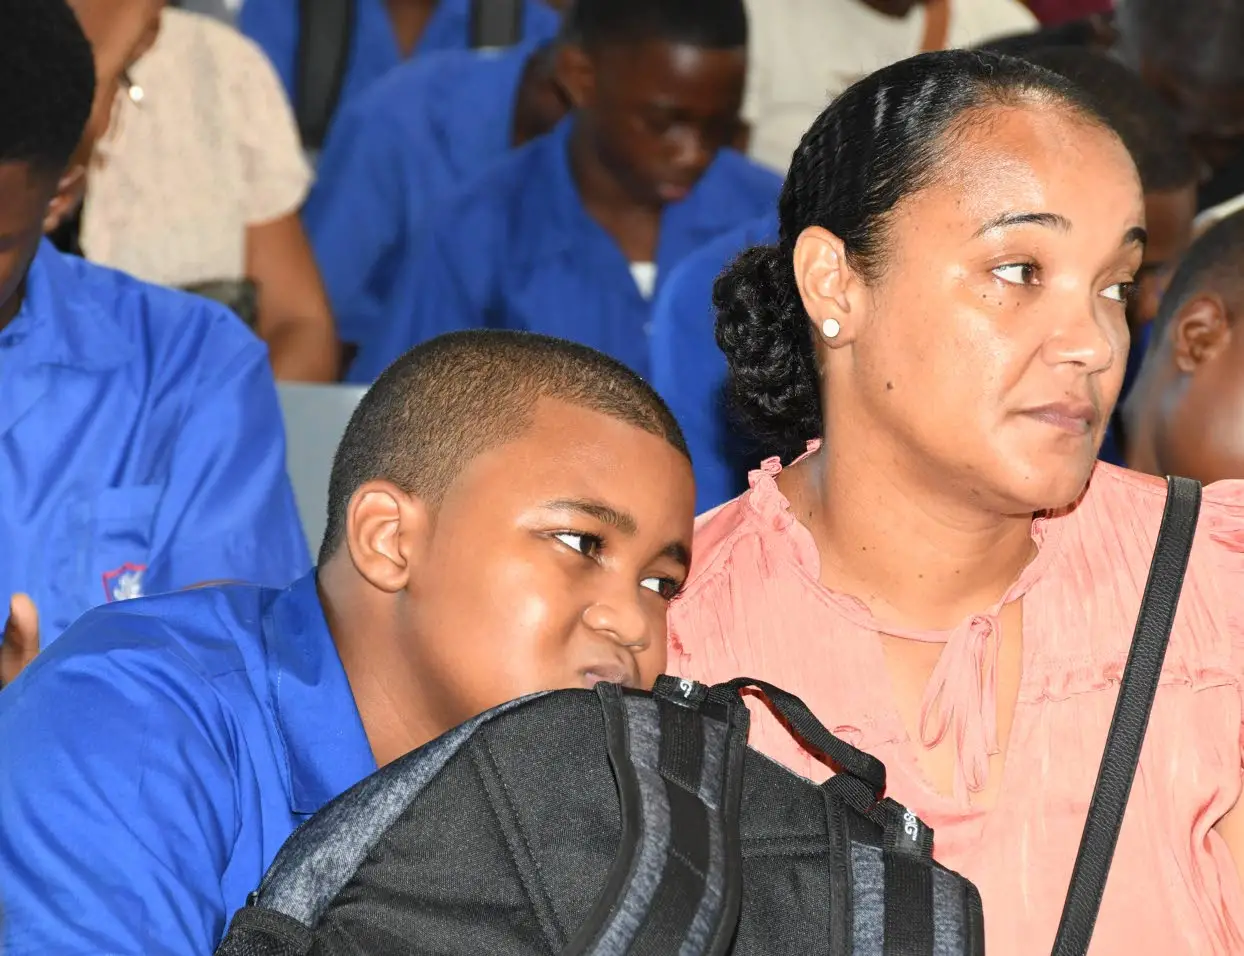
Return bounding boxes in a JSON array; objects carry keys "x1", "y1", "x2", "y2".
[{"x1": 0, "y1": 595, "x2": 40, "y2": 689}]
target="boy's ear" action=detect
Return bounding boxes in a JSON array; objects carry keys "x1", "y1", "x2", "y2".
[
  {"x1": 1171, "y1": 294, "x2": 1232, "y2": 374},
  {"x1": 554, "y1": 43, "x2": 595, "y2": 111},
  {"x1": 344, "y1": 481, "x2": 433, "y2": 593}
]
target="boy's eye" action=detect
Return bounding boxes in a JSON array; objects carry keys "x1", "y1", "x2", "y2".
[
  {"x1": 640, "y1": 576, "x2": 682, "y2": 601},
  {"x1": 1101, "y1": 281, "x2": 1135, "y2": 304},
  {"x1": 992, "y1": 262, "x2": 1038, "y2": 286},
  {"x1": 554, "y1": 532, "x2": 602, "y2": 558}
]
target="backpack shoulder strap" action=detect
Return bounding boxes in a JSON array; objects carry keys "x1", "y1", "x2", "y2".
[
  {"x1": 1052, "y1": 475, "x2": 1202, "y2": 955},
  {"x1": 564, "y1": 680, "x2": 746, "y2": 956},
  {"x1": 295, "y1": 0, "x2": 355, "y2": 153},
  {"x1": 468, "y1": 0, "x2": 524, "y2": 49}
]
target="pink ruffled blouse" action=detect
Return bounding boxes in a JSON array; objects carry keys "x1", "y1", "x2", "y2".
[{"x1": 670, "y1": 456, "x2": 1244, "y2": 954}]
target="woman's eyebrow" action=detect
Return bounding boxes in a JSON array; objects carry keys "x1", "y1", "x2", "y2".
[{"x1": 973, "y1": 210, "x2": 1072, "y2": 238}]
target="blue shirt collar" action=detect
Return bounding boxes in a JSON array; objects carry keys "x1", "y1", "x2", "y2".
[
  {"x1": 265, "y1": 572, "x2": 377, "y2": 815},
  {"x1": 416, "y1": 0, "x2": 471, "y2": 54},
  {"x1": 527, "y1": 118, "x2": 760, "y2": 262},
  {"x1": 443, "y1": 42, "x2": 543, "y2": 172},
  {"x1": 0, "y1": 241, "x2": 136, "y2": 372}
]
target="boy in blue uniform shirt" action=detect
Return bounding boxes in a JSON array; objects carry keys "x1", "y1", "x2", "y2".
[
  {"x1": 0, "y1": 330, "x2": 695, "y2": 953},
  {"x1": 303, "y1": 40, "x2": 570, "y2": 366},
  {"x1": 239, "y1": 0, "x2": 559, "y2": 146},
  {"x1": 0, "y1": 0, "x2": 309, "y2": 680},
  {"x1": 356, "y1": 0, "x2": 783, "y2": 383},
  {"x1": 650, "y1": 213, "x2": 777, "y2": 513}
]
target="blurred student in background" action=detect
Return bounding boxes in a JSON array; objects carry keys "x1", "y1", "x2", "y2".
[
  {"x1": 649, "y1": 214, "x2": 776, "y2": 512},
  {"x1": 57, "y1": 0, "x2": 340, "y2": 382},
  {"x1": 1116, "y1": 0, "x2": 1244, "y2": 215},
  {"x1": 239, "y1": 0, "x2": 560, "y2": 151},
  {"x1": 304, "y1": 37, "x2": 570, "y2": 378},
  {"x1": 0, "y1": 0, "x2": 308, "y2": 683},
  {"x1": 741, "y1": 0, "x2": 1038, "y2": 173},
  {"x1": 356, "y1": 0, "x2": 782, "y2": 383},
  {"x1": 1123, "y1": 211, "x2": 1244, "y2": 483}
]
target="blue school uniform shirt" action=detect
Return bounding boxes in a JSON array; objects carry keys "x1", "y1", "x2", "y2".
[
  {"x1": 0, "y1": 572, "x2": 376, "y2": 954},
  {"x1": 650, "y1": 214, "x2": 779, "y2": 513},
  {"x1": 303, "y1": 43, "x2": 537, "y2": 355},
  {"x1": 238, "y1": 0, "x2": 558, "y2": 142},
  {"x1": 0, "y1": 243, "x2": 310, "y2": 646},
  {"x1": 355, "y1": 118, "x2": 784, "y2": 383}
]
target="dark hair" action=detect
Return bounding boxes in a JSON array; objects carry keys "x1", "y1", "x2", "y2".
[
  {"x1": 1117, "y1": 0, "x2": 1244, "y2": 84},
  {"x1": 0, "y1": 0, "x2": 96, "y2": 174},
  {"x1": 320, "y1": 330, "x2": 689, "y2": 563},
  {"x1": 561, "y1": 0, "x2": 747, "y2": 51},
  {"x1": 713, "y1": 49, "x2": 1116, "y2": 454},
  {"x1": 1147, "y1": 209, "x2": 1244, "y2": 354},
  {"x1": 1024, "y1": 48, "x2": 1197, "y2": 193}
]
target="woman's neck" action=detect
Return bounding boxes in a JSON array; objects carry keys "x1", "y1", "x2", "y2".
[{"x1": 786, "y1": 441, "x2": 1039, "y2": 632}]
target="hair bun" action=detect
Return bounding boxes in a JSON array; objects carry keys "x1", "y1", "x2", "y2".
[{"x1": 713, "y1": 244, "x2": 822, "y2": 456}]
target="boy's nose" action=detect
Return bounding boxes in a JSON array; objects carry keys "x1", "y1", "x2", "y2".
[{"x1": 580, "y1": 597, "x2": 649, "y2": 651}]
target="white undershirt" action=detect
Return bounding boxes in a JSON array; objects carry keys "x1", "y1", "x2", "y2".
[{"x1": 630, "y1": 262, "x2": 658, "y2": 300}]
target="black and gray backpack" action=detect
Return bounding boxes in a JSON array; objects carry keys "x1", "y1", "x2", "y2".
[{"x1": 216, "y1": 477, "x2": 1201, "y2": 956}]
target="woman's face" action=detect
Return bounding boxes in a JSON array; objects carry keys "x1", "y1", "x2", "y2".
[{"x1": 826, "y1": 103, "x2": 1145, "y2": 514}]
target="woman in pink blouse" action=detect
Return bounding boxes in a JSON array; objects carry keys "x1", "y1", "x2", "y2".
[{"x1": 670, "y1": 49, "x2": 1244, "y2": 954}]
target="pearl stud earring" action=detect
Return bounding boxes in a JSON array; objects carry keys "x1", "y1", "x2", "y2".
[{"x1": 822, "y1": 318, "x2": 841, "y2": 339}]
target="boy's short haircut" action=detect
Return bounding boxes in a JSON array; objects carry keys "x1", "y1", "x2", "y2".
[
  {"x1": 319, "y1": 330, "x2": 690, "y2": 564},
  {"x1": 1024, "y1": 47, "x2": 1197, "y2": 193},
  {"x1": 1, "y1": 0, "x2": 97, "y2": 174},
  {"x1": 1147, "y1": 210, "x2": 1244, "y2": 355},
  {"x1": 560, "y1": 0, "x2": 748, "y2": 52}
]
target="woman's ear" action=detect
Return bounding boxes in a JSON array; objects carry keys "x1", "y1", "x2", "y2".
[
  {"x1": 792, "y1": 226, "x2": 861, "y2": 348},
  {"x1": 42, "y1": 166, "x2": 88, "y2": 235},
  {"x1": 1171, "y1": 295, "x2": 1232, "y2": 374},
  {"x1": 344, "y1": 481, "x2": 433, "y2": 594}
]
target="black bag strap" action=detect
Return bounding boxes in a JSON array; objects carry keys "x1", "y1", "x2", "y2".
[
  {"x1": 1051, "y1": 475, "x2": 1202, "y2": 956},
  {"x1": 701, "y1": 676, "x2": 887, "y2": 797},
  {"x1": 468, "y1": 0, "x2": 524, "y2": 48},
  {"x1": 295, "y1": 0, "x2": 355, "y2": 153}
]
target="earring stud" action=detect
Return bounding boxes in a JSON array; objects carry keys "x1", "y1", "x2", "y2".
[{"x1": 822, "y1": 318, "x2": 841, "y2": 339}]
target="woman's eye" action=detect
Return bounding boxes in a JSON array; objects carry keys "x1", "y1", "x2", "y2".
[
  {"x1": 554, "y1": 532, "x2": 602, "y2": 558},
  {"x1": 640, "y1": 576, "x2": 682, "y2": 601},
  {"x1": 992, "y1": 263, "x2": 1038, "y2": 286},
  {"x1": 1101, "y1": 282, "x2": 1134, "y2": 304}
]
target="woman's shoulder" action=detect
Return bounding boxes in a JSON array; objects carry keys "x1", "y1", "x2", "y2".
[
  {"x1": 1051, "y1": 464, "x2": 1244, "y2": 649},
  {"x1": 1070, "y1": 463, "x2": 1244, "y2": 560},
  {"x1": 681, "y1": 458, "x2": 818, "y2": 599}
]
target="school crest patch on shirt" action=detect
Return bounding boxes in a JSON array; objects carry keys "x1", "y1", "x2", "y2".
[{"x1": 102, "y1": 563, "x2": 146, "y2": 603}]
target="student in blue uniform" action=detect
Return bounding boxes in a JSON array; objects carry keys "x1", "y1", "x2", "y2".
[
  {"x1": 303, "y1": 39, "x2": 570, "y2": 366},
  {"x1": 650, "y1": 213, "x2": 777, "y2": 513},
  {"x1": 0, "y1": 0, "x2": 309, "y2": 682},
  {"x1": 0, "y1": 330, "x2": 695, "y2": 954},
  {"x1": 355, "y1": 0, "x2": 783, "y2": 383},
  {"x1": 239, "y1": 0, "x2": 559, "y2": 144}
]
